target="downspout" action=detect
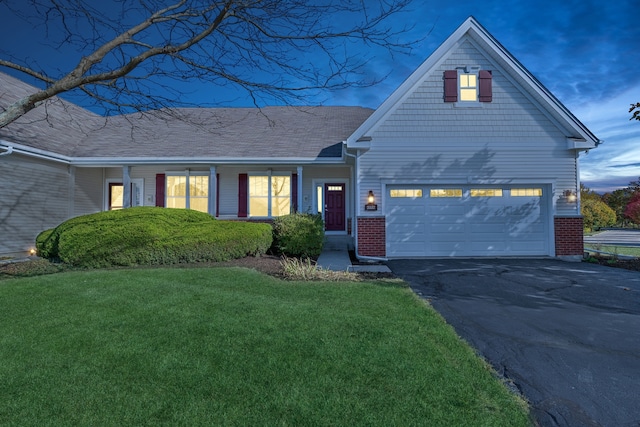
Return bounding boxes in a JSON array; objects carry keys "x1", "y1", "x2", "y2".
[
  {"x1": 0, "y1": 145, "x2": 13, "y2": 156},
  {"x1": 343, "y1": 143, "x2": 388, "y2": 262},
  {"x1": 575, "y1": 150, "x2": 581, "y2": 213}
]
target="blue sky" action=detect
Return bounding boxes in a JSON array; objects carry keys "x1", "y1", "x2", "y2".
[{"x1": 1, "y1": 0, "x2": 639, "y2": 193}]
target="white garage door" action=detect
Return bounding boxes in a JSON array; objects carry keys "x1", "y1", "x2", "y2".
[{"x1": 386, "y1": 186, "x2": 550, "y2": 257}]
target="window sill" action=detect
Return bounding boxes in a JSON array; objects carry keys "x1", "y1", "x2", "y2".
[{"x1": 453, "y1": 102, "x2": 484, "y2": 108}]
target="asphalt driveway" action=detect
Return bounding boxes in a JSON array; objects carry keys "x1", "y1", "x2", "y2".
[{"x1": 387, "y1": 258, "x2": 640, "y2": 427}]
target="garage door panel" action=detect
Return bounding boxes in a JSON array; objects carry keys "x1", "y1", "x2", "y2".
[
  {"x1": 430, "y1": 205, "x2": 467, "y2": 215},
  {"x1": 471, "y1": 223, "x2": 507, "y2": 232},
  {"x1": 509, "y1": 240, "x2": 546, "y2": 251},
  {"x1": 386, "y1": 185, "x2": 549, "y2": 257},
  {"x1": 470, "y1": 241, "x2": 507, "y2": 252},
  {"x1": 508, "y1": 224, "x2": 546, "y2": 236},
  {"x1": 388, "y1": 205, "x2": 425, "y2": 216},
  {"x1": 429, "y1": 224, "x2": 466, "y2": 234},
  {"x1": 431, "y1": 233, "x2": 467, "y2": 244},
  {"x1": 387, "y1": 229, "x2": 426, "y2": 242},
  {"x1": 430, "y1": 242, "x2": 466, "y2": 254}
]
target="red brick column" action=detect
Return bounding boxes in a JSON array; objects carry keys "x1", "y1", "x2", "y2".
[
  {"x1": 554, "y1": 216, "x2": 584, "y2": 256},
  {"x1": 357, "y1": 217, "x2": 386, "y2": 257}
]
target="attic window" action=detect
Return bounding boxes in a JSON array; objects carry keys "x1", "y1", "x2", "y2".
[
  {"x1": 459, "y1": 73, "x2": 478, "y2": 101},
  {"x1": 444, "y1": 70, "x2": 492, "y2": 103}
]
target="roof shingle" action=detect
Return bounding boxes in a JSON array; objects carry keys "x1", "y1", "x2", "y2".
[{"x1": 0, "y1": 72, "x2": 373, "y2": 160}]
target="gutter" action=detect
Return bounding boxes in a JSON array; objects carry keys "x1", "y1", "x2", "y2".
[
  {"x1": 0, "y1": 140, "x2": 72, "y2": 163},
  {"x1": 0, "y1": 141, "x2": 347, "y2": 166},
  {"x1": 70, "y1": 157, "x2": 346, "y2": 167},
  {"x1": 0, "y1": 145, "x2": 13, "y2": 156}
]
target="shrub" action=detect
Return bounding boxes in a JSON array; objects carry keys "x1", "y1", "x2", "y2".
[
  {"x1": 36, "y1": 207, "x2": 272, "y2": 268},
  {"x1": 35, "y1": 228, "x2": 57, "y2": 259},
  {"x1": 272, "y1": 214, "x2": 324, "y2": 258}
]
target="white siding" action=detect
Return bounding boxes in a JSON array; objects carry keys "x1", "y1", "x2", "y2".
[
  {"x1": 357, "y1": 39, "x2": 578, "y2": 217},
  {"x1": 0, "y1": 155, "x2": 71, "y2": 255},
  {"x1": 74, "y1": 167, "x2": 103, "y2": 215}
]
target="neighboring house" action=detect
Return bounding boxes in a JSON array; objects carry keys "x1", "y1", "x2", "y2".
[{"x1": 0, "y1": 17, "x2": 598, "y2": 260}]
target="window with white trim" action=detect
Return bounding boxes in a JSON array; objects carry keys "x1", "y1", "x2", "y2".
[
  {"x1": 166, "y1": 173, "x2": 209, "y2": 213},
  {"x1": 249, "y1": 174, "x2": 290, "y2": 217},
  {"x1": 459, "y1": 73, "x2": 478, "y2": 102}
]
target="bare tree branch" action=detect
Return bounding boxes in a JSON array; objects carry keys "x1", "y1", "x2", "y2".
[{"x1": 0, "y1": 0, "x2": 417, "y2": 129}]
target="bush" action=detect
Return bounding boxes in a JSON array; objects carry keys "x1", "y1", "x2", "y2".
[
  {"x1": 35, "y1": 228, "x2": 56, "y2": 259},
  {"x1": 272, "y1": 214, "x2": 324, "y2": 258},
  {"x1": 35, "y1": 207, "x2": 273, "y2": 268}
]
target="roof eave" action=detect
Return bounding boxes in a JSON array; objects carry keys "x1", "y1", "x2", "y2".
[{"x1": 0, "y1": 142, "x2": 346, "y2": 166}]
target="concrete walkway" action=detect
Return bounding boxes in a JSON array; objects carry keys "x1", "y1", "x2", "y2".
[
  {"x1": 316, "y1": 236, "x2": 391, "y2": 273},
  {"x1": 315, "y1": 235, "x2": 352, "y2": 271}
]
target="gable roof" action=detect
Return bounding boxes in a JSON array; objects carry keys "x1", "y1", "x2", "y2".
[
  {"x1": 346, "y1": 16, "x2": 600, "y2": 149},
  {"x1": 0, "y1": 71, "x2": 372, "y2": 164}
]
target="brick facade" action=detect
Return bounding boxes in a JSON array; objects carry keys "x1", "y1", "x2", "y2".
[
  {"x1": 554, "y1": 216, "x2": 584, "y2": 256},
  {"x1": 357, "y1": 217, "x2": 386, "y2": 257}
]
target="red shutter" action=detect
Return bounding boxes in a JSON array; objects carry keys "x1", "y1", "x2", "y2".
[
  {"x1": 479, "y1": 70, "x2": 492, "y2": 102},
  {"x1": 155, "y1": 174, "x2": 165, "y2": 207},
  {"x1": 238, "y1": 173, "x2": 248, "y2": 217},
  {"x1": 444, "y1": 70, "x2": 458, "y2": 102},
  {"x1": 216, "y1": 173, "x2": 220, "y2": 217},
  {"x1": 291, "y1": 173, "x2": 298, "y2": 213}
]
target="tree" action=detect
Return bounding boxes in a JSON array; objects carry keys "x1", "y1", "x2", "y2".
[
  {"x1": 602, "y1": 177, "x2": 640, "y2": 227},
  {"x1": 0, "y1": 0, "x2": 415, "y2": 128},
  {"x1": 580, "y1": 183, "x2": 601, "y2": 202},
  {"x1": 624, "y1": 192, "x2": 640, "y2": 225},
  {"x1": 630, "y1": 102, "x2": 640, "y2": 121},
  {"x1": 581, "y1": 184, "x2": 616, "y2": 231},
  {"x1": 582, "y1": 198, "x2": 616, "y2": 232},
  {"x1": 602, "y1": 189, "x2": 631, "y2": 226}
]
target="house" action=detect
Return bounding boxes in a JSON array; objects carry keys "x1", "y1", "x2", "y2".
[{"x1": 0, "y1": 17, "x2": 598, "y2": 260}]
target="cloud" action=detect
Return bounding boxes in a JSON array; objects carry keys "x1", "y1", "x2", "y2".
[{"x1": 576, "y1": 83, "x2": 640, "y2": 192}]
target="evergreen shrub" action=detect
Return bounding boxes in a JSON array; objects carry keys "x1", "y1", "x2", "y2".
[
  {"x1": 35, "y1": 207, "x2": 272, "y2": 268},
  {"x1": 272, "y1": 213, "x2": 324, "y2": 258}
]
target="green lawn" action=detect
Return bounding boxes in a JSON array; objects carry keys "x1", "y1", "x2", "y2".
[{"x1": 0, "y1": 267, "x2": 530, "y2": 426}]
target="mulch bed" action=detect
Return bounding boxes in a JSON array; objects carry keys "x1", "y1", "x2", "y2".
[
  {"x1": 3, "y1": 253, "x2": 639, "y2": 280},
  {"x1": 586, "y1": 255, "x2": 640, "y2": 272}
]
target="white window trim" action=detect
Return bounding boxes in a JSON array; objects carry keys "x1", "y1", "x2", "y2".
[
  {"x1": 104, "y1": 178, "x2": 144, "y2": 210},
  {"x1": 454, "y1": 67, "x2": 483, "y2": 108},
  {"x1": 166, "y1": 170, "x2": 209, "y2": 212},
  {"x1": 248, "y1": 171, "x2": 292, "y2": 218}
]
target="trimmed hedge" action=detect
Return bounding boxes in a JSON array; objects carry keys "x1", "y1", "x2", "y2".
[
  {"x1": 272, "y1": 213, "x2": 324, "y2": 258},
  {"x1": 35, "y1": 207, "x2": 273, "y2": 268}
]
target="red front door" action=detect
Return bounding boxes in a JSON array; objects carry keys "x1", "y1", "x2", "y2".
[{"x1": 325, "y1": 183, "x2": 345, "y2": 231}]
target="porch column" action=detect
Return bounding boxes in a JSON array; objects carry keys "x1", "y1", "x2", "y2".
[
  {"x1": 297, "y1": 166, "x2": 303, "y2": 213},
  {"x1": 209, "y1": 166, "x2": 217, "y2": 216},
  {"x1": 122, "y1": 166, "x2": 132, "y2": 208}
]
